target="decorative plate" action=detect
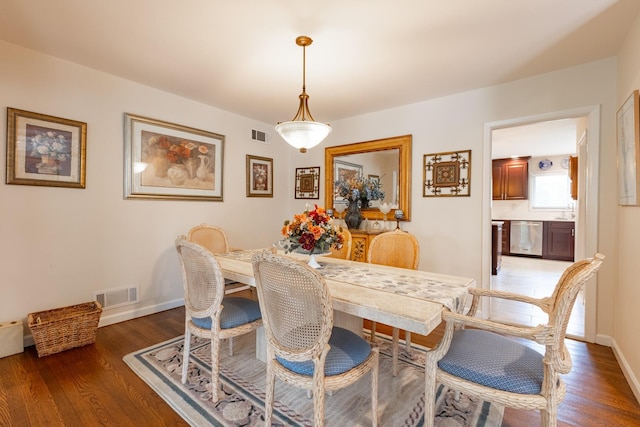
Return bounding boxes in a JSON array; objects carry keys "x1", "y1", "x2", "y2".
[{"x1": 538, "y1": 159, "x2": 553, "y2": 170}]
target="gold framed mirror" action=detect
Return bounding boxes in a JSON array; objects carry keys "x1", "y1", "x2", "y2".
[{"x1": 325, "y1": 134, "x2": 412, "y2": 222}]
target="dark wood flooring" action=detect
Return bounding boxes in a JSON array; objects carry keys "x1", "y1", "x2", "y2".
[{"x1": 1, "y1": 307, "x2": 639, "y2": 426}]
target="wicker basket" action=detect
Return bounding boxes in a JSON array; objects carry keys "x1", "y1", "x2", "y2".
[{"x1": 27, "y1": 301, "x2": 102, "y2": 357}]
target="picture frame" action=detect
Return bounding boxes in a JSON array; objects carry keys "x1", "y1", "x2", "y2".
[
  {"x1": 246, "y1": 155, "x2": 273, "y2": 197},
  {"x1": 617, "y1": 90, "x2": 640, "y2": 206},
  {"x1": 368, "y1": 174, "x2": 380, "y2": 185},
  {"x1": 124, "y1": 113, "x2": 224, "y2": 201},
  {"x1": 295, "y1": 166, "x2": 320, "y2": 199},
  {"x1": 423, "y1": 149, "x2": 471, "y2": 197},
  {"x1": 333, "y1": 159, "x2": 363, "y2": 207},
  {"x1": 6, "y1": 108, "x2": 87, "y2": 188}
]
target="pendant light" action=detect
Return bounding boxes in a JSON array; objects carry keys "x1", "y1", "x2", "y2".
[{"x1": 275, "y1": 36, "x2": 331, "y2": 153}]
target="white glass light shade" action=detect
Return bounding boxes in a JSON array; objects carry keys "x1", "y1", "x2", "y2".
[{"x1": 275, "y1": 120, "x2": 332, "y2": 153}]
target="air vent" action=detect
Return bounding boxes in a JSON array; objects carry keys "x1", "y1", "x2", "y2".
[
  {"x1": 251, "y1": 129, "x2": 270, "y2": 144},
  {"x1": 93, "y1": 285, "x2": 139, "y2": 310}
]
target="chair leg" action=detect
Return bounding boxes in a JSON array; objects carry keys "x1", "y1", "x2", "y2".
[
  {"x1": 392, "y1": 327, "x2": 400, "y2": 377},
  {"x1": 312, "y1": 376, "x2": 326, "y2": 427},
  {"x1": 181, "y1": 328, "x2": 191, "y2": 384},
  {"x1": 264, "y1": 362, "x2": 275, "y2": 426},
  {"x1": 210, "y1": 336, "x2": 220, "y2": 403},
  {"x1": 370, "y1": 321, "x2": 377, "y2": 342},
  {"x1": 371, "y1": 348, "x2": 379, "y2": 427},
  {"x1": 541, "y1": 404, "x2": 557, "y2": 427},
  {"x1": 228, "y1": 337, "x2": 234, "y2": 356},
  {"x1": 423, "y1": 356, "x2": 438, "y2": 427}
]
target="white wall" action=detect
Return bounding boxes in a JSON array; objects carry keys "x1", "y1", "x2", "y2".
[
  {"x1": 0, "y1": 41, "x2": 293, "y2": 327},
  {"x1": 615, "y1": 11, "x2": 640, "y2": 400}
]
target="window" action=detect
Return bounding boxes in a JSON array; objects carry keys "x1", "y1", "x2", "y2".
[{"x1": 530, "y1": 172, "x2": 571, "y2": 209}]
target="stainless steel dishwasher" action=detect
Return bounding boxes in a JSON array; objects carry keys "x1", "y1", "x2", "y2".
[{"x1": 509, "y1": 220, "x2": 543, "y2": 256}]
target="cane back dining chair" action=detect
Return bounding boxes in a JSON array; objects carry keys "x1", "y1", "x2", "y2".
[
  {"x1": 175, "y1": 236, "x2": 262, "y2": 402},
  {"x1": 327, "y1": 227, "x2": 352, "y2": 260},
  {"x1": 252, "y1": 250, "x2": 380, "y2": 426},
  {"x1": 423, "y1": 253, "x2": 605, "y2": 427},
  {"x1": 187, "y1": 223, "x2": 250, "y2": 294},
  {"x1": 366, "y1": 229, "x2": 420, "y2": 376}
]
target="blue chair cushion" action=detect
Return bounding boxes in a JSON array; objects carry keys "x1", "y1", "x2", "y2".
[
  {"x1": 438, "y1": 329, "x2": 544, "y2": 394},
  {"x1": 192, "y1": 297, "x2": 262, "y2": 330},
  {"x1": 277, "y1": 327, "x2": 372, "y2": 377}
]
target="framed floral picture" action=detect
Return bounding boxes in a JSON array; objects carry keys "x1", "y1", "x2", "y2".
[
  {"x1": 6, "y1": 108, "x2": 87, "y2": 188},
  {"x1": 124, "y1": 113, "x2": 224, "y2": 201},
  {"x1": 423, "y1": 149, "x2": 471, "y2": 197},
  {"x1": 295, "y1": 166, "x2": 320, "y2": 199},
  {"x1": 246, "y1": 155, "x2": 273, "y2": 197},
  {"x1": 617, "y1": 90, "x2": 640, "y2": 206}
]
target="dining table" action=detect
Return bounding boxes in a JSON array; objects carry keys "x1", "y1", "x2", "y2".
[{"x1": 215, "y1": 249, "x2": 476, "y2": 362}]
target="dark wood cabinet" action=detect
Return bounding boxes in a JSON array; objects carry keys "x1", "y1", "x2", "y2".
[
  {"x1": 492, "y1": 158, "x2": 530, "y2": 200},
  {"x1": 543, "y1": 221, "x2": 575, "y2": 261},
  {"x1": 500, "y1": 220, "x2": 510, "y2": 256},
  {"x1": 569, "y1": 156, "x2": 578, "y2": 200}
]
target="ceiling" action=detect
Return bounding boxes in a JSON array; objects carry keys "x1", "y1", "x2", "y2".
[
  {"x1": 492, "y1": 119, "x2": 580, "y2": 159},
  {"x1": 1, "y1": 1, "x2": 639, "y2": 127}
]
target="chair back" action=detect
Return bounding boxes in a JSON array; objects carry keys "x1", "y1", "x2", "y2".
[
  {"x1": 252, "y1": 251, "x2": 332, "y2": 361},
  {"x1": 546, "y1": 253, "x2": 604, "y2": 372},
  {"x1": 328, "y1": 228, "x2": 352, "y2": 260},
  {"x1": 367, "y1": 229, "x2": 419, "y2": 269},
  {"x1": 175, "y1": 236, "x2": 226, "y2": 322},
  {"x1": 187, "y1": 224, "x2": 230, "y2": 254}
]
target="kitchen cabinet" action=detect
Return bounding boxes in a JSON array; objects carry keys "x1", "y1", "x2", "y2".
[
  {"x1": 500, "y1": 220, "x2": 510, "y2": 256},
  {"x1": 569, "y1": 156, "x2": 578, "y2": 200},
  {"x1": 543, "y1": 221, "x2": 575, "y2": 261},
  {"x1": 349, "y1": 230, "x2": 386, "y2": 262},
  {"x1": 492, "y1": 157, "x2": 530, "y2": 200}
]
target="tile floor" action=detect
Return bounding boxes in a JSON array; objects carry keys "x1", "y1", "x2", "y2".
[{"x1": 489, "y1": 255, "x2": 584, "y2": 337}]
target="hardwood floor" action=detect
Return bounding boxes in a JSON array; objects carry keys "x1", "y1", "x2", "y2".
[
  {"x1": 490, "y1": 255, "x2": 584, "y2": 337},
  {"x1": 1, "y1": 307, "x2": 639, "y2": 426}
]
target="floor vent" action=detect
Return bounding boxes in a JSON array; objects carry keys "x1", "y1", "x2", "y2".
[
  {"x1": 93, "y1": 285, "x2": 139, "y2": 309},
  {"x1": 251, "y1": 129, "x2": 270, "y2": 144}
]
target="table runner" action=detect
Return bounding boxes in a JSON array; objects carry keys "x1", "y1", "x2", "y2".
[{"x1": 217, "y1": 249, "x2": 471, "y2": 312}]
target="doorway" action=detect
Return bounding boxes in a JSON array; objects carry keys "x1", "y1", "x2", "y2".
[{"x1": 482, "y1": 106, "x2": 601, "y2": 342}]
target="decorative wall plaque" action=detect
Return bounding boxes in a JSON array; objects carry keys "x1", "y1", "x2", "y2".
[{"x1": 423, "y1": 150, "x2": 471, "y2": 197}]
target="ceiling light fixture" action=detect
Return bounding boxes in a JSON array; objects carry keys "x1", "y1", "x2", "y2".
[{"x1": 275, "y1": 36, "x2": 331, "y2": 153}]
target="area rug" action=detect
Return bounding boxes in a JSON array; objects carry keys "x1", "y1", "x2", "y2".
[{"x1": 124, "y1": 332, "x2": 503, "y2": 426}]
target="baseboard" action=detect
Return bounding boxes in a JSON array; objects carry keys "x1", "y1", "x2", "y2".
[
  {"x1": 595, "y1": 333, "x2": 612, "y2": 347},
  {"x1": 22, "y1": 298, "x2": 185, "y2": 348},
  {"x1": 610, "y1": 337, "x2": 640, "y2": 404}
]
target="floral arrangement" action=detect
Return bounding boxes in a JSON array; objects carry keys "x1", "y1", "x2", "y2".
[
  {"x1": 144, "y1": 134, "x2": 209, "y2": 164},
  {"x1": 30, "y1": 131, "x2": 69, "y2": 162},
  {"x1": 334, "y1": 176, "x2": 385, "y2": 207},
  {"x1": 281, "y1": 204, "x2": 344, "y2": 254}
]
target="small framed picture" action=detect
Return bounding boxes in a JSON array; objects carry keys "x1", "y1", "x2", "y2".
[
  {"x1": 368, "y1": 174, "x2": 380, "y2": 185},
  {"x1": 6, "y1": 108, "x2": 87, "y2": 188},
  {"x1": 423, "y1": 149, "x2": 471, "y2": 197},
  {"x1": 295, "y1": 167, "x2": 320, "y2": 199},
  {"x1": 246, "y1": 155, "x2": 273, "y2": 197},
  {"x1": 334, "y1": 159, "x2": 363, "y2": 182},
  {"x1": 617, "y1": 90, "x2": 640, "y2": 206},
  {"x1": 124, "y1": 113, "x2": 224, "y2": 201}
]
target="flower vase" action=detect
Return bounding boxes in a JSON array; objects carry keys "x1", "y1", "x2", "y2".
[
  {"x1": 308, "y1": 254, "x2": 322, "y2": 269},
  {"x1": 345, "y1": 200, "x2": 363, "y2": 229}
]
